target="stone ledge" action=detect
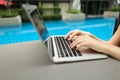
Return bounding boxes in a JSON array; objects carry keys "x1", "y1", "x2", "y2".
[
  {"x1": 103, "y1": 11, "x2": 119, "y2": 18},
  {"x1": 62, "y1": 12, "x2": 85, "y2": 21},
  {"x1": 0, "y1": 15, "x2": 22, "y2": 27}
]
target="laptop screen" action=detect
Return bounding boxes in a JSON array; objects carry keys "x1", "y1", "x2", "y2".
[{"x1": 30, "y1": 8, "x2": 49, "y2": 42}]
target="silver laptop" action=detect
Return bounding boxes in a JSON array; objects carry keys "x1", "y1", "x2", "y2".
[{"x1": 22, "y1": 4, "x2": 107, "y2": 63}]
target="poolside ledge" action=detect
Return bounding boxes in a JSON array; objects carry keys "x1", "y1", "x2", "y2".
[
  {"x1": 0, "y1": 15, "x2": 22, "y2": 27},
  {"x1": 62, "y1": 12, "x2": 85, "y2": 21},
  {"x1": 103, "y1": 11, "x2": 119, "y2": 18}
]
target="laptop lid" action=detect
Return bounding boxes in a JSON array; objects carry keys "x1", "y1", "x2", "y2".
[
  {"x1": 22, "y1": 4, "x2": 55, "y2": 62},
  {"x1": 22, "y1": 4, "x2": 50, "y2": 43}
]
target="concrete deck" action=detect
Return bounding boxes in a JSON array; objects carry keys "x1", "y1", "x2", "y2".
[
  {"x1": 0, "y1": 40, "x2": 120, "y2": 80},
  {"x1": 0, "y1": 40, "x2": 51, "y2": 69}
]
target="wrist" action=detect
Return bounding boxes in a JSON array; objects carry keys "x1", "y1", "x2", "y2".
[{"x1": 100, "y1": 43, "x2": 113, "y2": 55}]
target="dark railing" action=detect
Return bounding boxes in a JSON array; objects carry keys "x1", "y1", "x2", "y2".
[{"x1": 113, "y1": 12, "x2": 120, "y2": 35}]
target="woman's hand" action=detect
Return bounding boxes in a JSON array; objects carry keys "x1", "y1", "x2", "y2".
[
  {"x1": 70, "y1": 35, "x2": 108, "y2": 53},
  {"x1": 65, "y1": 30, "x2": 104, "y2": 42},
  {"x1": 65, "y1": 30, "x2": 91, "y2": 40},
  {"x1": 65, "y1": 29, "x2": 120, "y2": 60}
]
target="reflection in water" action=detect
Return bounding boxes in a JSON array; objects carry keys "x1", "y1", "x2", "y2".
[{"x1": 0, "y1": 25, "x2": 21, "y2": 32}]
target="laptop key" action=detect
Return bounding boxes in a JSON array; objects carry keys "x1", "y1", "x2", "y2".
[
  {"x1": 54, "y1": 36, "x2": 82, "y2": 58},
  {"x1": 60, "y1": 37, "x2": 70, "y2": 57},
  {"x1": 57, "y1": 37, "x2": 68, "y2": 57},
  {"x1": 54, "y1": 37, "x2": 62, "y2": 57},
  {"x1": 65, "y1": 38, "x2": 82, "y2": 56},
  {"x1": 55, "y1": 37, "x2": 65, "y2": 57},
  {"x1": 76, "y1": 50, "x2": 82, "y2": 56},
  {"x1": 61, "y1": 37, "x2": 74, "y2": 57}
]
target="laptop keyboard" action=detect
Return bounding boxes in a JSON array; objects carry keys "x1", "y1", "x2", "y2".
[{"x1": 53, "y1": 36, "x2": 82, "y2": 57}]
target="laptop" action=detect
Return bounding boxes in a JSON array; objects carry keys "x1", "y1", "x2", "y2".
[{"x1": 22, "y1": 4, "x2": 107, "y2": 63}]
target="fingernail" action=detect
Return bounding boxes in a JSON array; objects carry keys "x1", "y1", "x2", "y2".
[
  {"x1": 76, "y1": 48, "x2": 78, "y2": 50},
  {"x1": 70, "y1": 45, "x2": 72, "y2": 48}
]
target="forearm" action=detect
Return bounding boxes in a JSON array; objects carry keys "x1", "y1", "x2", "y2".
[
  {"x1": 108, "y1": 25, "x2": 120, "y2": 46},
  {"x1": 101, "y1": 43, "x2": 120, "y2": 60}
]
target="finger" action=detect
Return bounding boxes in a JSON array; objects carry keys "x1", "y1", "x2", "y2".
[
  {"x1": 76, "y1": 42, "x2": 88, "y2": 50},
  {"x1": 72, "y1": 36, "x2": 79, "y2": 41},
  {"x1": 70, "y1": 37, "x2": 86, "y2": 48},
  {"x1": 69, "y1": 31, "x2": 82, "y2": 40},
  {"x1": 64, "y1": 31, "x2": 74, "y2": 39}
]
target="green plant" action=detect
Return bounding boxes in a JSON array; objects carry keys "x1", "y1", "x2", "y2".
[
  {"x1": 38, "y1": 6, "x2": 61, "y2": 20},
  {"x1": 0, "y1": 10, "x2": 18, "y2": 18},
  {"x1": 66, "y1": 9, "x2": 80, "y2": 14},
  {"x1": 107, "y1": 7, "x2": 120, "y2": 12},
  {"x1": 38, "y1": 6, "x2": 61, "y2": 15},
  {"x1": 42, "y1": 14, "x2": 62, "y2": 20},
  {"x1": 53, "y1": 7, "x2": 61, "y2": 14},
  {"x1": 20, "y1": 9, "x2": 30, "y2": 22}
]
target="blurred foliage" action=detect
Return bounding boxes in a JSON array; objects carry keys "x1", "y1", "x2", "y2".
[
  {"x1": 38, "y1": 6, "x2": 62, "y2": 20},
  {"x1": 38, "y1": 6, "x2": 61, "y2": 14},
  {"x1": 106, "y1": 7, "x2": 120, "y2": 12},
  {"x1": 42, "y1": 14, "x2": 62, "y2": 20},
  {"x1": 0, "y1": 9, "x2": 19, "y2": 18},
  {"x1": 0, "y1": 6, "x2": 62, "y2": 22},
  {"x1": 66, "y1": 9, "x2": 81, "y2": 14}
]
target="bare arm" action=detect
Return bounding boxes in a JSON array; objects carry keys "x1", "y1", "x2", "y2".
[
  {"x1": 102, "y1": 43, "x2": 120, "y2": 60},
  {"x1": 103, "y1": 25, "x2": 120, "y2": 60},
  {"x1": 109, "y1": 25, "x2": 120, "y2": 46},
  {"x1": 69, "y1": 35, "x2": 120, "y2": 60},
  {"x1": 65, "y1": 27, "x2": 120, "y2": 60}
]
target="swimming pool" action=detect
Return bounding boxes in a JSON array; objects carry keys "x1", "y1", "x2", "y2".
[{"x1": 0, "y1": 17, "x2": 115, "y2": 45}]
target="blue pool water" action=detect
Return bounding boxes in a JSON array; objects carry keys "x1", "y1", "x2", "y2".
[{"x1": 0, "y1": 18, "x2": 115, "y2": 45}]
